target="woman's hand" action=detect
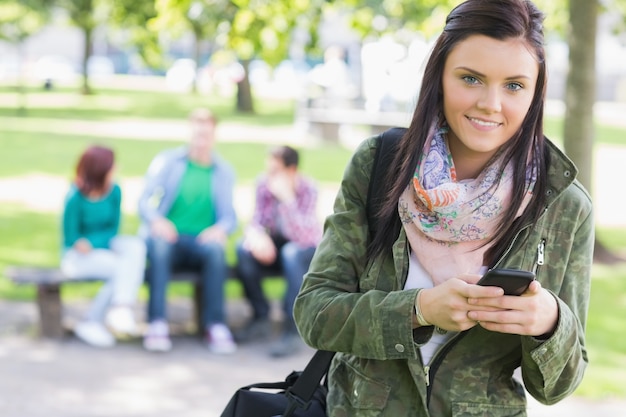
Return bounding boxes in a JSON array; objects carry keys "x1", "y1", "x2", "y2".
[
  {"x1": 73, "y1": 238, "x2": 92, "y2": 254},
  {"x1": 467, "y1": 280, "x2": 559, "y2": 337},
  {"x1": 419, "y1": 274, "x2": 504, "y2": 331}
]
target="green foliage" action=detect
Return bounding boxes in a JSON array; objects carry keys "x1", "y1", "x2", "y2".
[
  {"x1": 331, "y1": 0, "x2": 569, "y2": 43},
  {"x1": 332, "y1": 0, "x2": 462, "y2": 40},
  {"x1": 57, "y1": 0, "x2": 99, "y2": 31},
  {"x1": 532, "y1": 0, "x2": 569, "y2": 34},
  {"x1": 0, "y1": 0, "x2": 50, "y2": 43},
  {"x1": 227, "y1": 0, "x2": 324, "y2": 66},
  {"x1": 110, "y1": 0, "x2": 163, "y2": 69},
  {"x1": 151, "y1": 0, "x2": 237, "y2": 45}
]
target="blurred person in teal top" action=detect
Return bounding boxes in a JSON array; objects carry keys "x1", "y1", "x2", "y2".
[
  {"x1": 138, "y1": 108, "x2": 238, "y2": 354},
  {"x1": 61, "y1": 145, "x2": 146, "y2": 348}
]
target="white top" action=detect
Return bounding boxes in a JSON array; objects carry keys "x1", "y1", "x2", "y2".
[{"x1": 404, "y1": 250, "x2": 456, "y2": 365}]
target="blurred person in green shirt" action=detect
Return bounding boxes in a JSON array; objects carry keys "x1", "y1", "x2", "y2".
[{"x1": 138, "y1": 108, "x2": 238, "y2": 354}]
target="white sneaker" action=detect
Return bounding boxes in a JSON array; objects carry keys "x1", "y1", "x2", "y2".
[
  {"x1": 206, "y1": 323, "x2": 237, "y2": 355},
  {"x1": 143, "y1": 320, "x2": 172, "y2": 352},
  {"x1": 106, "y1": 306, "x2": 138, "y2": 336},
  {"x1": 74, "y1": 321, "x2": 115, "y2": 348}
]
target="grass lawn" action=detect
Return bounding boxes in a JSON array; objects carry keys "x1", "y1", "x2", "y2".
[
  {"x1": 0, "y1": 130, "x2": 353, "y2": 182},
  {"x1": 580, "y1": 262, "x2": 626, "y2": 398},
  {"x1": 0, "y1": 83, "x2": 294, "y2": 125},
  {"x1": 1, "y1": 83, "x2": 625, "y2": 399}
]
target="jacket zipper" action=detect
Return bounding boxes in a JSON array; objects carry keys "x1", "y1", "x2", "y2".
[
  {"x1": 424, "y1": 331, "x2": 467, "y2": 405},
  {"x1": 532, "y1": 239, "x2": 545, "y2": 275},
  {"x1": 424, "y1": 227, "x2": 543, "y2": 405}
]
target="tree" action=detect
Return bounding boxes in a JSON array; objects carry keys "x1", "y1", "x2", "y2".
[
  {"x1": 56, "y1": 0, "x2": 105, "y2": 95},
  {"x1": 151, "y1": 0, "x2": 238, "y2": 94},
  {"x1": 0, "y1": 1, "x2": 50, "y2": 42},
  {"x1": 152, "y1": 0, "x2": 324, "y2": 112},
  {"x1": 109, "y1": 0, "x2": 162, "y2": 70},
  {"x1": 226, "y1": 0, "x2": 324, "y2": 112},
  {"x1": 0, "y1": 0, "x2": 51, "y2": 112},
  {"x1": 563, "y1": 0, "x2": 597, "y2": 193},
  {"x1": 564, "y1": 0, "x2": 625, "y2": 263}
]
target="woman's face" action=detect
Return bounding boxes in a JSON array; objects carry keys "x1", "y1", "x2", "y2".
[{"x1": 442, "y1": 34, "x2": 539, "y2": 179}]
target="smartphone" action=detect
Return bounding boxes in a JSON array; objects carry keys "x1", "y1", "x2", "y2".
[{"x1": 477, "y1": 268, "x2": 535, "y2": 296}]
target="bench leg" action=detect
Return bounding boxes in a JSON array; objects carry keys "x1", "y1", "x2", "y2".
[
  {"x1": 37, "y1": 283, "x2": 64, "y2": 339},
  {"x1": 193, "y1": 282, "x2": 204, "y2": 336}
]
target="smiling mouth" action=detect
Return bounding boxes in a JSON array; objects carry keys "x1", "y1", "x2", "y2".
[{"x1": 467, "y1": 116, "x2": 501, "y2": 127}]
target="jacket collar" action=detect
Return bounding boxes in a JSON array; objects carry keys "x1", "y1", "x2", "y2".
[{"x1": 544, "y1": 137, "x2": 579, "y2": 208}]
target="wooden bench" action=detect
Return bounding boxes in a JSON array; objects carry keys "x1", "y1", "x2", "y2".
[
  {"x1": 4, "y1": 265, "x2": 247, "y2": 339},
  {"x1": 296, "y1": 106, "x2": 411, "y2": 142}
]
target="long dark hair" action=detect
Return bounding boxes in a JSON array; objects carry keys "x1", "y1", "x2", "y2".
[
  {"x1": 75, "y1": 145, "x2": 115, "y2": 196},
  {"x1": 368, "y1": 0, "x2": 549, "y2": 265}
]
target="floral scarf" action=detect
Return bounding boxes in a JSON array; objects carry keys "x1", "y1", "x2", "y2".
[{"x1": 399, "y1": 126, "x2": 536, "y2": 285}]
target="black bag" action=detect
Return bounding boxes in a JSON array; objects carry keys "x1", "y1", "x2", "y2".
[
  {"x1": 220, "y1": 350, "x2": 334, "y2": 417},
  {"x1": 221, "y1": 127, "x2": 406, "y2": 417}
]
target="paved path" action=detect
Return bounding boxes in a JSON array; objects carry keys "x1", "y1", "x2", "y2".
[
  {"x1": 1, "y1": 300, "x2": 625, "y2": 417},
  {"x1": 1, "y1": 102, "x2": 625, "y2": 416}
]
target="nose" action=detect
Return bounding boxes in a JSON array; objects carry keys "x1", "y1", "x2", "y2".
[{"x1": 477, "y1": 87, "x2": 502, "y2": 114}]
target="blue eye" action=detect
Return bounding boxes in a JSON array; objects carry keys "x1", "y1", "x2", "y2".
[
  {"x1": 462, "y1": 75, "x2": 480, "y2": 85},
  {"x1": 506, "y1": 82, "x2": 523, "y2": 91}
]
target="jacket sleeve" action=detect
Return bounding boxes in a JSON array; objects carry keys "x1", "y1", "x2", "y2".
[
  {"x1": 212, "y1": 157, "x2": 238, "y2": 235},
  {"x1": 520, "y1": 181, "x2": 594, "y2": 404},
  {"x1": 293, "y1": 137, "x2": 420, "y2": 360},
  {"x1": 138, "y1": 152, "x2": 170, "y2": 225}
]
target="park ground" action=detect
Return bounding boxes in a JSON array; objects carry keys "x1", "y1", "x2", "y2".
[{"x1": 0, "y1": 98, "x2": 625, "y2": 416}]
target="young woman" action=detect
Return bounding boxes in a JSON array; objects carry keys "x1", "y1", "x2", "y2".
[
  {"x1": 61, "y1": 145, "x2": 146, "y2": 348},
  {"x1": 294, "y1": 0, "x2": 593, "y2": 415}
]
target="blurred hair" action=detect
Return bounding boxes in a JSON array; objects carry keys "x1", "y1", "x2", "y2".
[
  {"x1": 369, "y1": 0, "x2": 549, "y2": 264},
  {"x1": 75, "y1": 145, "x2": 114, "y2": 195},
  {"x1": 189, "y1": 107, "x2": 217, "y2": 124},
  {"x1": 270, "y1": 145, "x2": 299, "y2": 168}
]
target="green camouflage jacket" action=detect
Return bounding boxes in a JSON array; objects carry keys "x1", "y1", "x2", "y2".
[{"x1": 294, "y1": 135, "x2": 593, "y2": 417}]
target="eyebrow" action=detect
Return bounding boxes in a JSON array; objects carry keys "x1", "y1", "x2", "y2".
[{"x1": 455, "y1": 66, "x2": 532, "y2": 80}]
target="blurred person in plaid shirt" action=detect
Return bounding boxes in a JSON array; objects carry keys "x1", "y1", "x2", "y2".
[{"x1": 235, "y1": 145, "x2": 322, "y2": 357}]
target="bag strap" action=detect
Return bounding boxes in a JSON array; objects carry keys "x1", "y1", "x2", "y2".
[
  {"x1": 366, "y1": 127, "x2": 406, "y2": 240},
  {"x1": 281, "y1": 127, "x2": 406, "y2": 416},
  {"x1": 283, "y1": 350, "x2": 334, "y2": 412}
]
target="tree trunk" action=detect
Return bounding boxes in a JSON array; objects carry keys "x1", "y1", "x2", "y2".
[
  {"x1": 564, "y1": 0, "x2": 597, "y2": 192},
  {"x1": 236, "y1": 59, "x2": 254, "y2": 113},
  {"x1": 191, "y1": 29, "x2": 200, "y2": 95},
  {"x1": 81, "y1": 26, "x2": 93, "y2": 95},
  {"x1": 16, "y1": 41, "x2": 27, "y2": 116},
  {"x1": 565, "y1": 0, "x2": 622, "y2": 264}
]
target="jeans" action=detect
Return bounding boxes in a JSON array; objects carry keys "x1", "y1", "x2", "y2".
[
  {"x1": 146, "y1": 234, "x2": 228, "y2": 328},
  {"x1": 60, "y1": 235, "x2": 146, "y2": 322},
  {"x1": 236, "y1": 237, "x2": 315, "y2": 331}
]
